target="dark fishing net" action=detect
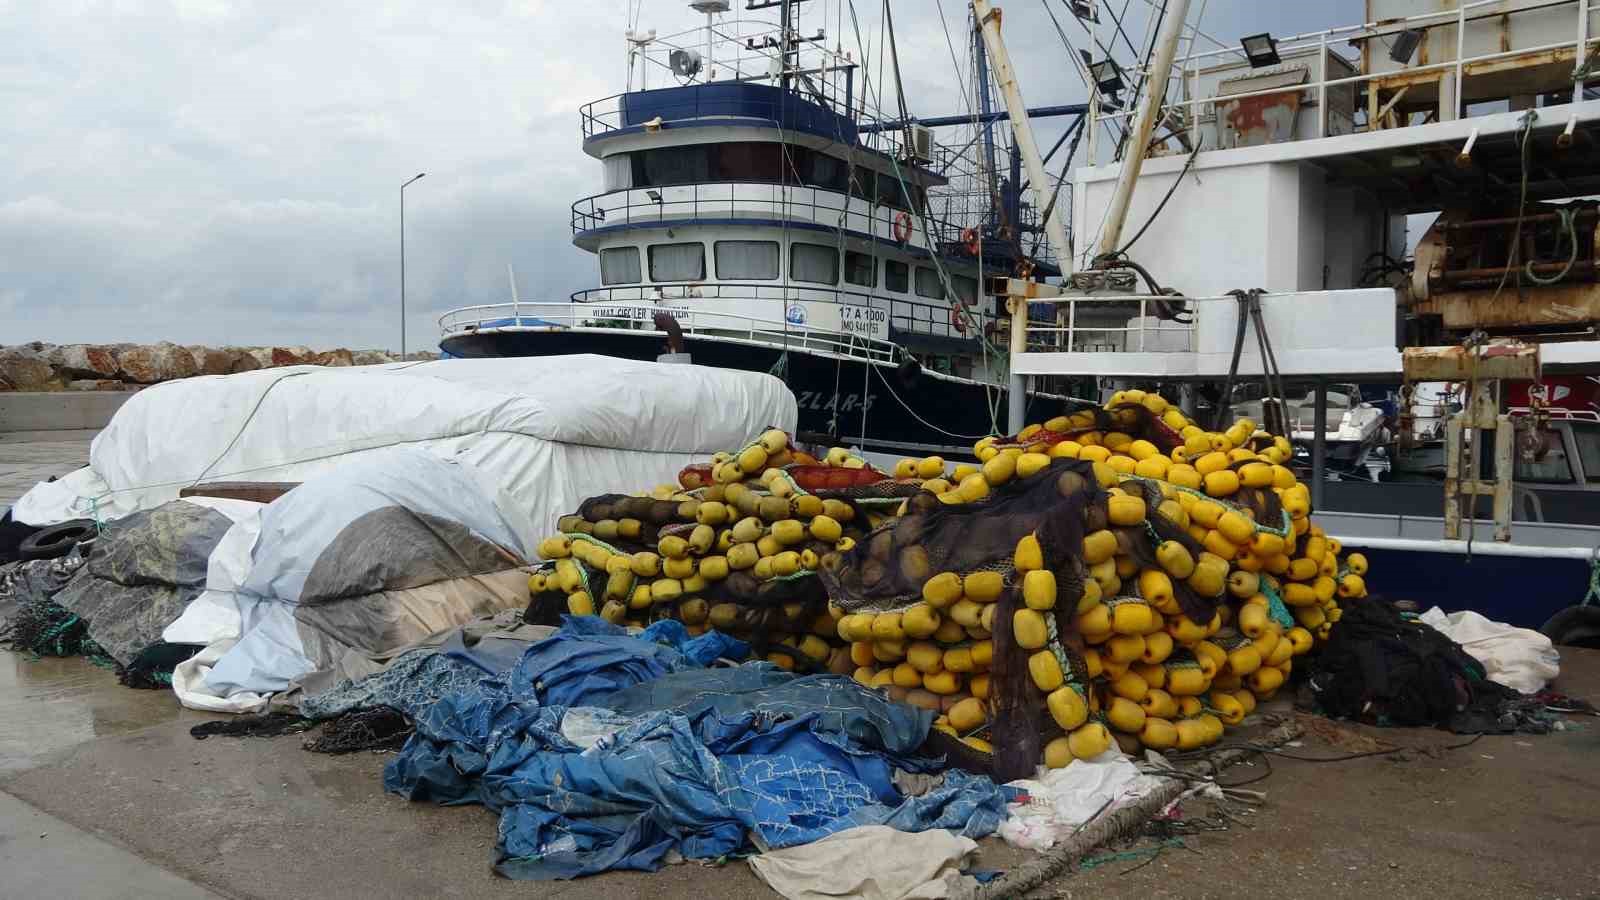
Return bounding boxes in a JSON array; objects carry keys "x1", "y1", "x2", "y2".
[
  {"x1": 117, "y1": 643, "x2": 203, "y2": 690},
  {"x1": 189, "y1": 707, "x2": 414, "y2": 753},
  {"x1": 817, "y1": 458, "x2": 1110, "y2": 614},
  {"x1": 304, "y1": 708, "x2": 412, "y2": 753},
  {"x1": 4, "y1": 596, "x2": 112, "y2": 663},
  {"x1": 190, "y1": 711, "x2": 313, "y2": 740}
]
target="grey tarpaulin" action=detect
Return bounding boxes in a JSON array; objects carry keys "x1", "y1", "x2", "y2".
[
  {"x1": 50, "y1": 501, "x2": 236, "y2": 666},
  {"x1": 197, "y1": 447, "x2": 534, "y2": 701}
]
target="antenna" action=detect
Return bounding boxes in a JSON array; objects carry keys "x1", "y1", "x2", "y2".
[
  {"x1": 688, "y1": 0, "x2": 729, "y2": 79},
  {"x1": 507, "y1": 263, "x2": 520, "y2": 303}
]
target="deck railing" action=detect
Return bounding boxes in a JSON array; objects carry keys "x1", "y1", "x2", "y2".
[
  {"x1": 438, "y1": 298, "x2": 907, "y2": 366},
  {"x1": 567, "y1": 281, "x2": 990, "y2": 345},
  {"x1": 1088, "y1": 0, "x2": 1598, "y2": 158},
  {"x1": 1019, "y1": 293, "x2": 1200, "y2": 354},
  {"x1": 569, "y1": 181, "x2": 1003, "y2": 262}
]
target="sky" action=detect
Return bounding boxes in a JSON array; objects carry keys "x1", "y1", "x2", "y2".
[{"x1": 2, "y1": 0, "x2": 1357, "y2": 352}]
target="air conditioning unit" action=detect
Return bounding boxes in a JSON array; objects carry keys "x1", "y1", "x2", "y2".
[{"x1": 906, "y1": 123, "x2": 934, "y2": 163}]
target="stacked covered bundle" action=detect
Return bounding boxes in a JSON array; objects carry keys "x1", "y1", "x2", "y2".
[{"x1": 532, "y1": 391, "x2": 1372, "y2": 778}]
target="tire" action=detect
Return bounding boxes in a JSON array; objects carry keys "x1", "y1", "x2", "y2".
[
  {"x1": 18, "y1": 519, "x2": 96, "y2": 561},
  {"x1": 1540, "y1": 605, "x2": 1600, "y2": 650}
]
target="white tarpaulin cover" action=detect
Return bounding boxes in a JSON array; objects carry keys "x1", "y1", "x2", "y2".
[
  {"x1": 12, "y1": 355, "x2": 797, "y2": 549},
  {"x1": 170, "y1": 446, "x2": 531, "y2": 710}
]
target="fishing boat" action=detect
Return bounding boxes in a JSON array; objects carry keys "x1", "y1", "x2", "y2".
[
  {"x1": 975, "y1": 0, "x2": 1600, "y2": 640},
  {"x1": 438, "y1": 0, "x2": 1086, "y2": 459}
]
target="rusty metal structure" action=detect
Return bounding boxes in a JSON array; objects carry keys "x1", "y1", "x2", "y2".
[
  {"x1": 1402, "y1": 339, "x2": 1542, "y2": 540},
  {"x1": 1412, "y1": 200, "x2": 1600, "y2": 338}
]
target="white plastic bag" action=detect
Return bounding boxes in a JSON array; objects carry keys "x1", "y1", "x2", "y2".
[{"x1": 1419, "y1": 607, "x2": 1560, "y2": 694}]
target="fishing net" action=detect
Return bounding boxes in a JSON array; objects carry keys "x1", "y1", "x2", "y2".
[
  {"x1": 4, "y1": 596, "x2": 111, "y2": 662},
  {"x1": 304, "y1": 708, "x2": 413, "y2": 753},
  {"x1": 189, "y1": 708, "x2": 415, "y2": 753},
  {"x1": 190, "y1": 712, "x2": 313, "y2": 740}
]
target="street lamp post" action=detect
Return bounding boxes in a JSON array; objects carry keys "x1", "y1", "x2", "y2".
[{"x1": 400, "y1": 172, "x2": 426, "y2": 358}]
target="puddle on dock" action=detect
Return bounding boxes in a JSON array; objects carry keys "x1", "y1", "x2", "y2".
[{"x1": 0, "y1": 652, "x2": 200, "y2": 775}]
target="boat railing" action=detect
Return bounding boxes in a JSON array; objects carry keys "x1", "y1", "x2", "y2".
[
  {"x1": 571, "y1": 182, "x2": 974, "y2": 257},
  {"x1": 1510, "y1": 405, "x2": 1600, "y2": 422},
  {"x1": 1018, "y1": 293, "x2": 1202, "y2": 354},
  {"x1": 571, "y1": 282, "x2": 985, "y2": 345},
  {"x1": 438, "y1": 298, "x2": 903, "y2": 365},
  {"x1": 580, "y1": 90, "x2": 841, "y2": 141},
  {"x1": 1088, "y1": 0, "x2": 1597, "y2": 155}
]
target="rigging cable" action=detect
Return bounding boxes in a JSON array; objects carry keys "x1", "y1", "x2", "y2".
[
  {"x1": 859, "y1": 0, "x2": 1007, "y2": 434},
  {"x1": 1115, "y1": 138, "x2": 1201, "y2": 254},
  {"x1": 1488, "y1": 109, "x2": 1539, "y2": 305}
]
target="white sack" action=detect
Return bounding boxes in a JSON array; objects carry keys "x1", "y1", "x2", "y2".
[
  {"x1": 1419, "y1": 607, "x2": 1561, "y2": 694},
  {"x1": 999, "y1": 750, "x2": 1165, "y2": 851},
  {"x1": 747, "y1": 825, "x2": 978, "y2": 900}
]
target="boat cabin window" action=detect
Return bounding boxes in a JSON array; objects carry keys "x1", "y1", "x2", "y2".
[
  {"x1": 849, "y1": 165, "x2": 876, "y2": 202},
  {"x1": 621, "y1": 143, "x2": 916, "y2": 209},
  {"x1": 599, "y1": 247, "x2": 641, "y2": 285},
  {"x1": 877, "y1": 173, "x2": 912, "y2": 210},
  {"x1": 884, "y1": 259, "x2": 910, "y2": 293},
  {"x1": 649, "y1": 242, "x2": 705, "y2": 281},
  {"x1": 1513, "y1": 429, "x2": 1575, "y2": 484},
  {"x1": 950, "y1": 274, "x2": 977, "y2": 305},
  {"x1": 914, "y1": 266, "x2": 944, "y2": 300},
  {"x1": 714, "y1": 240, "x2": 779, "y2": 280},
  {"x1": 1571, "y1": 423, "x2": 1600, "y2": 484},
  {"x1": 635, "y1": 146, "x2": 710, "y2": 186},
  {"x1": 844, "y1": 251, "x2": 876, "y2": 288},
  {"x1": 790, "y1": 242, "x2": 839, "y2": 285},
  {"x1": 804, "y1": 151, "x2": 851, "y2": 193}
]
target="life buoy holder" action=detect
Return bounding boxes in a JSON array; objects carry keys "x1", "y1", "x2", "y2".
[
  {"x1": 950, "y1": 305, "x2": 968, "y2": 334},
  {"x1": 892, "y1": 211, "x2": 914, "y2": 243},
  {"x1": 961, "y1": 227, "x2": 980, "y2": 255}
]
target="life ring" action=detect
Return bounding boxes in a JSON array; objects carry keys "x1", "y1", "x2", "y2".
[
  {"x1": 950, "y1": 305, "x2": 968, "y2": 334},
  {"x1": 892, "y1": 211, "x2": 914, "y2": 243},
  {"x1": 961, "y1": 227, "x2": 980, "y2": 255}
]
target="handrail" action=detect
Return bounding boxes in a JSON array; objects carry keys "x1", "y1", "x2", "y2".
[
  {"x1": 570, "y1": 182, "x2": 1060, "y2": 269},
  {"x1": 1015, "y1": 292, "x2": 1244, "y2": 354},
  {"x1": 1169, "y1": 0, "x2": 1584, "y2": 69},
  {"x1": 569, "y1": 281, "x2": 987, "y2": 345},
  {"x1": 1089, "y1": 0, "x2": 1595, "y2": 151},
  {"x1": 437, "y1": 299, "x2": 903, "y2": 365}
]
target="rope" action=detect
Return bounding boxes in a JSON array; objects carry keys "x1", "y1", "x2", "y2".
[
  {"x1": 1584, "y1": 544, "x2": 1600, "y2": 607},
  {"x1": 950, "y1": 719, "x2": 1305, "y2": 900},
  {"x1": 1488, "y1": 109, "x2": 1538, "y2": 306},
  {"x1": 869, "y1": 362, "x2": 993, "y2": 440},
  {"x1": 1523, "y1": 207, "x2": 1579, "y2": 285}
]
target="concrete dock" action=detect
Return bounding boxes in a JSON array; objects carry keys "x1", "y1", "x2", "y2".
[
  {"x1": 2, "y1": 430, "x2": 1598, "y2": 899},
  {"x1": 0, "y1": 646, "x2": 1594, "y2": 899},
  {"x1": 1, "y1": 430, "x2": 95, "y2": 509}
]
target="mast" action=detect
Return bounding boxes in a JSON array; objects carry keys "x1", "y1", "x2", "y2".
[
  {"x1": 1093, "y1": 0, "x2": 1192, "y2": 259},
  {"x1": 971, "y1": 0, "x2": 1070, "y2": 271}
]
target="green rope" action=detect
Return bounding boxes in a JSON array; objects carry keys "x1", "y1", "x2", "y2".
[
  {"x1": 1584, "y1": 546, "x2": 1600, "y2": 608},
  {"x1": 1257, "y1": 579, "x2": 1296, "y2": 630},
  {"x1": 1077, "y1": 838, "x2": 1188, "y2": 871}
]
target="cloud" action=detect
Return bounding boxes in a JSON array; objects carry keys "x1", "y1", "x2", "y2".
[{"x1": 1, "y1": 0, "x2": 1358, "y2": 351}]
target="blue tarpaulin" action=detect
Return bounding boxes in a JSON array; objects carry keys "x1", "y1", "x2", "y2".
[{"x1": 377, "y1": 617, "x2": 1013, "y2": 880}]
